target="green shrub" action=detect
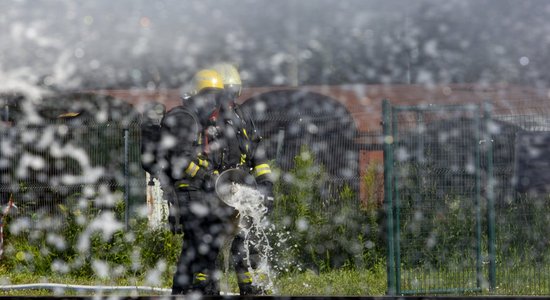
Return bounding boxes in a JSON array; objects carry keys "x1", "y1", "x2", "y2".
[
  {"x1": 270, "y1": 146, "x2": 384, "y2": 273},
  {"x1": 1, "y1": 197, "x2": 181, "y2": 283},
  {"x1": 496, "y1": 194, "x2": 550, "y2": 264}
]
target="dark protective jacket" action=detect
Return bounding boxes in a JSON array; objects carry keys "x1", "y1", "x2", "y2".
[
  {"x1": 158, "y1": 104, "x2": 210, "y2": 191},
  {"x1": 207, "y1": 104, "x2": 274, "y2": 197},
  {"x1": 140, "y1": 99, "x2": 273, "y2": 197},
  {"x1": 140, "y1": 121, "x2": 162, "y2": 176}
]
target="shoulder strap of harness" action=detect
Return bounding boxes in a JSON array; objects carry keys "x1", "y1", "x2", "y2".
[
  {"x1": 165, "y1": 106, "x2": 202, "y2": 145},
  {"x1": 233, "y1": 104, "x2": 260, "y2": 143}
]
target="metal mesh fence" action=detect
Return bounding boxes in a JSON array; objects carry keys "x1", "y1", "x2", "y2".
[
  {"x1": 0, "y1": 104, "x2": 379, "y2": 277},
  {"x1": 6, "y1": 96, "x2": 550, "y2": 294},
  {"x1": 248, "y1": 109, "x2": 365, "y2": 218},
  {"x1": 384, "y1": 99, "x2": 550, "y2": 295},
  {"x1": 492, "y1": 105, "x2": 550, "y2": 294},
  {"x1": 390, "y1": 104, "x2": 484, "y2": 294},
  {"x1": 1, "y1": 109, "x2": 370, "y2": 224},
  {"x1": 0, "y1": 120, "x2": 145, "y2": 226}
]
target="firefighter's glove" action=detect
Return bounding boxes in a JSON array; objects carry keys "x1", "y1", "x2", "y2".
[
  {"x1": 206, "y1": 125, "x2": 220, "y2": 140},
  {"x1": 168, "y1": 202, "x2": 183, "y2": 234},
  {"x1": 202, "y1": 171, "x2": 219, "y2": 192},
  {"x1": 263, "y1": 193, "x2": 275, "y2": 215},
  {"x1": 166, "y1": 189, "x2": 183, "y2": 234},
  {"x1": 258, "y1": 182, "x2": 275, "y2": 215}
]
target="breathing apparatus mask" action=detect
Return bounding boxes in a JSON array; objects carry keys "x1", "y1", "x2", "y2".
[{"x1": 195, "y1": 90, "x2": 223, "y2": 121}]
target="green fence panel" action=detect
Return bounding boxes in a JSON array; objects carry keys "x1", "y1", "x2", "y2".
[
  {"x1": 491, "y1": 107, "x2": 550, "y2": 294},
  {"x1": 384, "y1": 101, "x2": 494, "y2": 295},
  {"x1": 384, "y1": 99, "x2": 550, "y2": 295}
]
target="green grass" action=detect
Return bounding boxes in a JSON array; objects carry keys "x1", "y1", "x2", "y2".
[
  {"x1": 275, "y1": 264, "x2": 386, "y2": 296},
  {"x1": 6, "y1": 259, "x2": 550, "y2": 296},
  {"x1": 0, "y1": 263, "x2": 387, "y2": 297},
  {"x1": 495, "y1": 265, "x2": 550, "y2": 295},
  {"x1": 0, "y1": 264, "x2": 170, "y2": 296}
]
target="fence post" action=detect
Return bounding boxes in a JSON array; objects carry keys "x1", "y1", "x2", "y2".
[
  {"x1": 473, "y1": 106, "x2": 483, "y2": 290},
  {"x1": 276, "y1": 127, "x2": 285, "y2": 164},
  {"x1": 391, "y1": 103, "x2": 401, "y2": 294},
  {"x1": 382, "y1": 99, "x2": 396, "y2": 295},
  {"x1": 123, "y1": 127, "x2": 130, "y2": 230},
  {"x1": 484, "y1": 101, "x2": 496, "y2": 291}
]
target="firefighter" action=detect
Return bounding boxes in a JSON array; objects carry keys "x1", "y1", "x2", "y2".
[
  {"x1": 140, "y1": 102, "x2": 166, "y2": 180},
  {"x1": 159, "y1": 69, "x2": 235, "y2": 295},
  {"x1": 140, "y1": 102, "x2": 181, "y2": 231},
  {"x1": 209, "y1": 62, "x2": 275, "y2": 295}
]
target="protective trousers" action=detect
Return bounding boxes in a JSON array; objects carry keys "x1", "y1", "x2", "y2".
[
  {"x1": 171, "y1": 189, "x2": 233, "y2": 295},
  {"x1": 230, "y1": 214, "x2": 266, "y2": 295}
]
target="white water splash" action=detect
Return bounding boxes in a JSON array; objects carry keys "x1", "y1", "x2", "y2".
[{"x1": 226, "y1": 183, "x2": 276, "y2": 293}]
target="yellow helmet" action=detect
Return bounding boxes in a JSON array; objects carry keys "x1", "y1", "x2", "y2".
[
  {"x1": 191, "y1": 69, "x2": 224, "y2": 95},
  {"x1": 211, "y1": 63, "x2": 242, "y2": 97}
]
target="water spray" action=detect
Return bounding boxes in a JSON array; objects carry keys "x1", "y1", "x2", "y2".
[{"x1": 215, "y1": 169, "x2": 276, "y2": 293}]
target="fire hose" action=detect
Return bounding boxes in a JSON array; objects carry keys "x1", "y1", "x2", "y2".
[
  {"x1": 0, "y1": 283, "x2": 171, "y2": 293},
  {"x1": 0, "y1": 283, "x2": 237, "y2": 294}
]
